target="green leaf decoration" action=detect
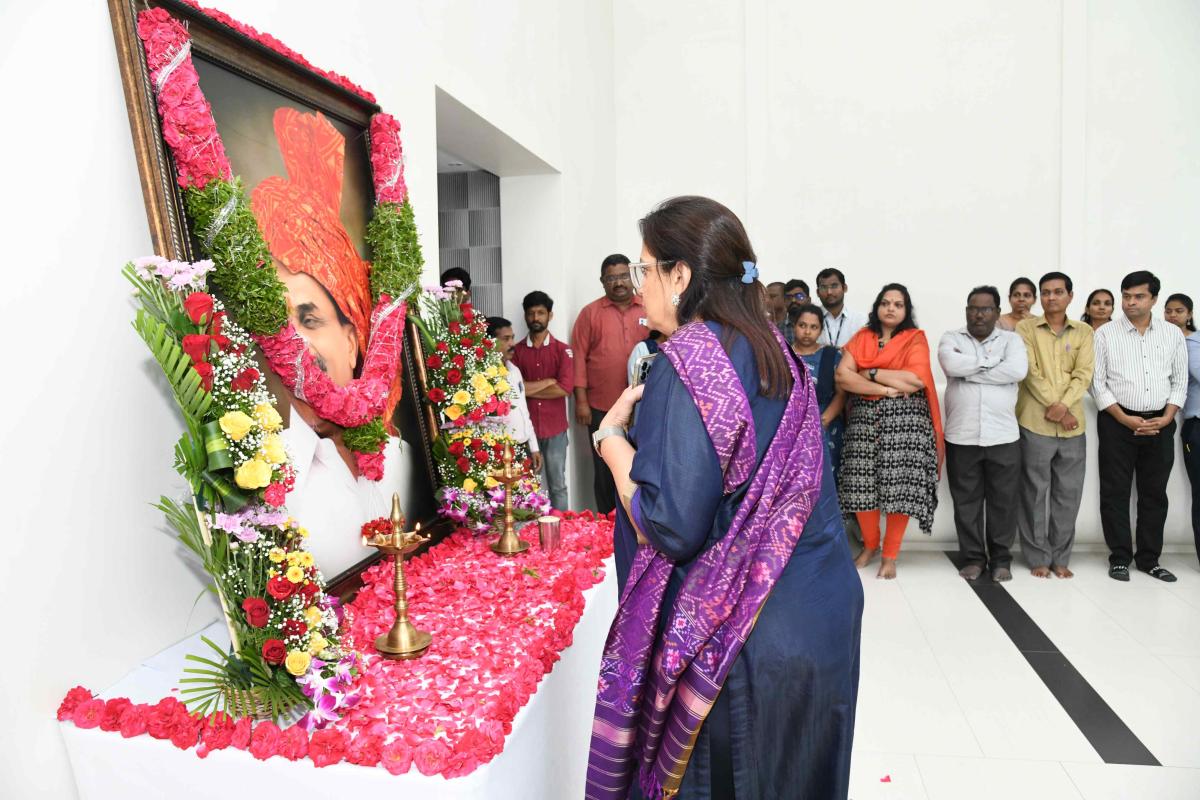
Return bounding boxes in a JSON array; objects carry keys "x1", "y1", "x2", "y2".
[
  {"x1": 366, "y1": 199, "x2": 425, "y2": 304},
  {"x1": 343, "y1": 418, "x2": 389, "y2": 454},
  {"x1": 178, "y1": 637, "x2": 309, "y2": 720},
  {"x1": 132, "y1": 310, "x2": 213, "y2": 424}
]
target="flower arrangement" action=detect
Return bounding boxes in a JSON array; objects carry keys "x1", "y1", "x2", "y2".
[
  {"x1": 126, "y1": 258, "x2": 354, "y2": 723},
  {"x1": 59, "y1": 512, "x2": 615, "y2": 776},
  {"x1": 135, "y1": 6, "x2": 424, "y2": 481}
]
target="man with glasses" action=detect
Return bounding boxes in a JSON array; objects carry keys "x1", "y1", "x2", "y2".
[
  {"x1": 572, "y1": 253, "x2": 646, "y2": 514},
  {"x1": 939, "y1": 286, "x2": 1028, "y2": 582},
  {"x1": 815, "y1": 268, "x2": 868, "y2": 349},
  {"x1": 1015, "y1": 271, "x2": 1094, "y2": 579}
]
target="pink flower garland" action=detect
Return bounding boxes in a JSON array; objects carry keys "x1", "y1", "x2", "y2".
[
  {"x1": 369, "y1": 114, "x2": 407, "y2": 204},
  {"x1": 57, "y1": 514, "x2": 614, "y2": 777},
  {"x1": 136, "y1": 9, "x2": 232, "y2": 188},
  {"x1": 177, "y1": 0, "x2": 377, "y2": 103}
]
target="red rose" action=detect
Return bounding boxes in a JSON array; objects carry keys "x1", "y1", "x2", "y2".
[
  {"x1": 448, "y1": 441, "x2": 465, "y2": 456},
  {"x1": 267, "y1": 575, "x2": 295, "y2": 600},
  {"x1": 475, "y1": 347, "x2": 486, "y2": 359},
  {"x1": 181, "y1": 334, "x2": 210, "y2": 363},
  {"x1": 413, "y1": 739, "x2": 452, "y2": 776},
  {"x1": 210, "y1": 311, "x2": 226, "y2": 337},
  {"x1": 278, "y1": 725, "x2": 309, "y2": 760},
  {"x1": 99, "y1": 698, "x2": 133, "y2": 732},
  {"x1": 230, "y1": 367, "x2": 259, "y2": 391},
  {"x1": 249, "y1": 720, "x2": 282, "y2": 761},
  {"x1": 192, "y1": 361, "x2": 213, "y2": 391},
  {"x1": 242, "y1": 597, "x2": 269, "y2": 628},
  {"x1": 426, "y1": 354, "x2": 443, "y2": 369},
  {"x1": 57, "y1": 686, "x2": 93, "y2": 721},
  {"x1": 456, "y1": 457, "x2": 471, "y2": 473},
  {"x1": 452, "y1": 355, "x2": 466, "y2": 368},
  {"x1": 481, "y1": 338, "x2": 494, "y2": 349},
  {"x1": 119, "y1": 704, "x2": 149, "y2": 738},
  {"x1": 282, "y1": 619, "x2": 307, "y2": 639},
  {"x1": 71, "y1": 698, "x2": 106, "y2": 729},
  {"x1": 436, "y1": 341, "x2": 449, "y2": 353},
  {"x1": 183, "y1": 292, "x2": 214, "y2": 325},
  {"x1": 299, "y1": 582, "x2": 320, "y2": 603},
  {"x1": 495, "y1": 402, "x2": 511, "y2": 417},
  {"x1": 309, "y1": 728, "x2": 350, "y2": 768},
  {"x1": 446, "y1": 369, "x2": 462, "y2": 385},
  {"x1": 262, "y1": 639, "x2": 287, "y2": 664},
  {"x1": 473, "y1": 449, "x2": 489, "y2": 465},
  {"x1": 461, "y1": 337, "x2": 474, "y2": 348},
  {"x1": 492, "y1": 442, "x2": 504, "y2": 454},
  {"x1": 448, "y1": 321, "x2": 462, "y2": 335},
  {"x1": 428, "y1": 388, "x2": 446, "y2": 403},
  {"x1": 459, "y1": 304, "x2": 474, "y2": 320}
]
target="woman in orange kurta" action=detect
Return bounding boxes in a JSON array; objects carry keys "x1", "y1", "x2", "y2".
[{"x1": 835, "y1": 284, "x2": 944, "y2": 579}]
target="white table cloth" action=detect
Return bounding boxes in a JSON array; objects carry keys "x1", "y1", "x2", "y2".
[{"x1": 61, "y1": 557, "x2": 617, "y2": 799}]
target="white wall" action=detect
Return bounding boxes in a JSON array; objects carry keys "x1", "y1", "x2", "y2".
[
  {"x1": 614, "y1": 0, "x2": 1200, "y2": 546},
  {"x1": 0, "y1": 2, "x2": 614, "y2": 798}
]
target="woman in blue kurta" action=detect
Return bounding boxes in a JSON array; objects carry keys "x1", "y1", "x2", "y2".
[{"x1": 588, "y1": 196, "x2": 864, "y2": 800}]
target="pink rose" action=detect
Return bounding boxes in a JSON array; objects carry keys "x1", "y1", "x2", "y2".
[
  {"x1": 146, "y1": 698, "x2": 182, "y2": 739},
  {"x1": 380, "y1": 738, "x2": 412, "y2": 775},
  {"x1": 71, "y1": 698, "x2": 106, "y2": 729},
  {"x1": 346, "y1": 733, "x2": 383, "y2": 767},
  {"x1": 169, "y1": 713, "x2": 200, "y2": 750},
  {"x1": 278, "y1": 726, "x2": 309, "y2": 761},
  {"x1": 230, "y1": 717, "x2": 253, "y2": 750},
  {"x1": 119, "y1": 704, "x2": 149, "y2": 738},
  {"x1": 99, "y1": 698, "x2": 133, "y2": 732},
  {"x1": 196, "y1": 711, "x2": 235, "y2": 758},
  {"x1": 413, "y1": 739, "x2": 451, "y2": 776},
  {"x1": 308, "y1": 728, "x2": 349, "y2": 768},
  {"x1": 249, "y1": 720, "x2": 281, "y2": 761},
  {"x1": 56, "y1": 686, "x2": 93, "y2": 721}
]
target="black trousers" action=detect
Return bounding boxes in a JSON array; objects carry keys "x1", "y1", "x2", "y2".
[
  {"x1": 1183, "y1": 417, "x2": 1200, "y2": 567},
  {"x1": 587, "y1": 407, "x2": 618, "y2": 514},
  {"x1": 1097, "y1": 410, "x2": 1176, "y2": 569},
  {"x1": 946, "y1": 441, "x2": 1020, "y2": 568}
]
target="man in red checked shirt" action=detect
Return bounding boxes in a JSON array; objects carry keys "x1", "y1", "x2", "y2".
[
  {"x1": 511, "y1": 290, "x2": 574, "y2": 512},
  {"x1": 572, "y1": 254, "x2": 647, "y2": 514}
]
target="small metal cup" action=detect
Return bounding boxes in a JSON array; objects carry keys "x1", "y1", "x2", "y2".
[{"x1": 537, "y1": 516, "x2": 561, "y2": 552}]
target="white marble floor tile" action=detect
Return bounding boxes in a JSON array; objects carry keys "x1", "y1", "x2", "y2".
[
  {"x1": 915, "y1": 755, "x2": 1083, "y2": 800},
  {"x1": 849, "y1": 751, "x2": 929, "y2": 800},
  {"x1": 1062, "y1": 761, "x2": 1200, "y2": 800}
]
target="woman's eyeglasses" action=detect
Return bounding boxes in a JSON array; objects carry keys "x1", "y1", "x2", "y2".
[{"x1": 626, "y1": 260, "x2": 676, "y2": 292}]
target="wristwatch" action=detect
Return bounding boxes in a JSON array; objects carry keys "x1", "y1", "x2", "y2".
[
  {"x1": 592, "y1": 425, "x2": 628, "y2": 456},
  {"x1": 868, "y1": 368, "x2": 878, "y2": 382}
]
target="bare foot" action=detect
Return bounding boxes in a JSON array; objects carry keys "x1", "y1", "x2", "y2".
[
  {"x1": 877, "y1": 558, "x2": 897, "y2": 580},
  {"x1": 1031, "y1": 566, "x2": 1051, "y2": 578},
  {"x1": 1052, "y1": 565, "x2": 1074, "y2": 579},
  {"x1": 854, "y1": 548, "x2": 879, "y2": 569}
]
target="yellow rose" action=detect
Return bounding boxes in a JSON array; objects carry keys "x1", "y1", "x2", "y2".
[
  {"x1": 285, "y1": 650, "x2": 312, "y2": 677},
  {"x1": 261, "y1": 433, "x2": 287, "y2": 465},
  {"x1": 234, "y1": 458, "x2": 272, "y2": 489},
  {"x1": 451, "y1": 390, "x2": 471, "y2": 406},
  {"x1": 304, "y1": 606, "x2": 323, "y2": 627},
  {"x1": 471, "y1": 373, "x2": 491, "y2": 389},
  {"x1": 298, "y1": 551, "x2": 314, "y2": 568},
  {"x1": 219, "y1": 411, "x2": 255, "y2": 442},
  {"x1": 485, "y1": 365, "x2": 501, "y2": 378},
  {"x1": 474, "y1": 387, "x2": 491, "y2": 404},
  {"x1": 445, "y1": 405, "x2": 463, "y2": 421},
  {"x1": 286, "y1": 565, "x2": 305, "y2": 584},
  {"x1": 252, "y1": 403, "x2": 282, "y2": 432},
  {"x1": 462, "y1": 478, "x2": 478, "y2": 492},
  {"x1": 268, "y1": 547, "x2": 286, "y2": 564},
  {"x1": 484, "y1": 476, "x2": 499, "y2": 489},
  {"x1": 494, "y1": 379, "x2": 511, "y2": 395},
  {"x1": 308, "y1": 633, "x2": 328, "y2": 655}
]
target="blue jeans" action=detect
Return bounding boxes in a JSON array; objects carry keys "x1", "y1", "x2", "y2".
[{"x1": 538, "y1": 431, "x2": 569, "y2": 512}]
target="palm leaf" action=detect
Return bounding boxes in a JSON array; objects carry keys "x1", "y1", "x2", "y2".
[{"x1": 132, "y1": 309, "x2": 213, "y2": 424}]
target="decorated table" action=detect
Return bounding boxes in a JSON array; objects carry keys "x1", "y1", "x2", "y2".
[{"x1": 60, "y1": 515, "x2": 617, "y2": 798}]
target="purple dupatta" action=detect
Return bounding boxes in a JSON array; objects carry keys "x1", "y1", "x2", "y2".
[{"x1": 585, "y1": 322, "x2": 824, "y2": 799}]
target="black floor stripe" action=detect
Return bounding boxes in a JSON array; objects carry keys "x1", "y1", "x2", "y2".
[{"x1": 944, "y1": 551, "x2": 1161, "y2": 766}]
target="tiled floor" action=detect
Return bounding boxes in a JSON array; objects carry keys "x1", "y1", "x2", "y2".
[{"x1": 848, "y1": 549, "x2": 1200, "y2": 800}]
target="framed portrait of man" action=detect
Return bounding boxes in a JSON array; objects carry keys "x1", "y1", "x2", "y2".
[{"x1": 109, "y1": 0, "x2": 441, "y2": 590}]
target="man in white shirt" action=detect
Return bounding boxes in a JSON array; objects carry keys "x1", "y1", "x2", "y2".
[
  {"x1": 1092, "y1": 270, "x2": 1189, "y2": 583},
  {"x1": 938, "y1": 286, "x2": 1029, "y2": 582},
  {"x1": 486, "y1": 317, "x2": 542, "y2": 474},
  {"x1": 815, "y1": 267, "x2": 869, "y2": 349}
]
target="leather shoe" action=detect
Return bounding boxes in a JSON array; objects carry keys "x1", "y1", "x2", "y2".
[{"x1": 1109, "y1": 564, "x2": 1130, "y2": 582}]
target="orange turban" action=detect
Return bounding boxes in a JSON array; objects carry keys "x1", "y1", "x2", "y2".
[{"x1": 251, "y1": 108, "x2": 372, "y2": 356}]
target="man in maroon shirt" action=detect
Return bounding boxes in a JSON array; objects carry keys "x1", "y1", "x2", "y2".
[
  {"x1": 510, "y1": 290, "x2": 574, "y2": 512},
  {"x1": 572, "y1": 253, "x2": 647, "y2": 513}
]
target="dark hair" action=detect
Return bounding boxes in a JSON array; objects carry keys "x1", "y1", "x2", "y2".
[
  {"x1": 522, "y1": 291, "x2": 554, "y2": 313},
  {"x1": 600, "y1": 253, "x2": 631, "y2": 275},
  {"x1": 1038, "y1": 271, "x2": 1073, "y2": 293},
  {"x1": 867, "y1": 283, "x2": 918, "y2": 336},
  {"x1": 767, "y1": 281, "x2": 786, "y2": 291},
  {"x1": 639, "y1": 196, "x2": 791, "y2": 398},
  {"x1": 789, "y1": 302, "x2": 825, "y2": 327},
  {"x1": 967, "y1": 285, "x2": 1002, "y2": 308},
  {"x1": 1081, "y1": 288, "x2": 1114, "y2": 323},
  {"x1": 816, "y1": 267, "x2": 846, "y2": 286},
  {"x1": 440, "y1": 267, "x2": 472, "y2": 290},
  {"x1": 1009, "y1": 277, "x2": 1037, "y2": 296},
  {"x1": 486, "y1": 316, "x2": 512, "y2": 338},
  {"x1": 784, "y1": 278, "x2": 810, "y2": 296},
  {"x1": 1121, "y1": 270, "x2": 1161, "y2": 297},
  {"x1": 1166, "y1": 293, "x2": 1196, "y2": 331}
]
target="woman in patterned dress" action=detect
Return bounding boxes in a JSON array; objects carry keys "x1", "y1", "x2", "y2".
[{"x1": 835, "y1": 284, "x2": 944, "y2": 579}]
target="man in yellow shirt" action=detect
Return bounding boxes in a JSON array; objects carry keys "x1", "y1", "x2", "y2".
[{"x1": 1015, "y1": 272, "x2": 1095, "y2": 579}]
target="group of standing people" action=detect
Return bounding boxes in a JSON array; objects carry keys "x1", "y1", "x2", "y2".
[{"x1": 778, "y1": 267, "x2": 1199, "y2": 583}]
